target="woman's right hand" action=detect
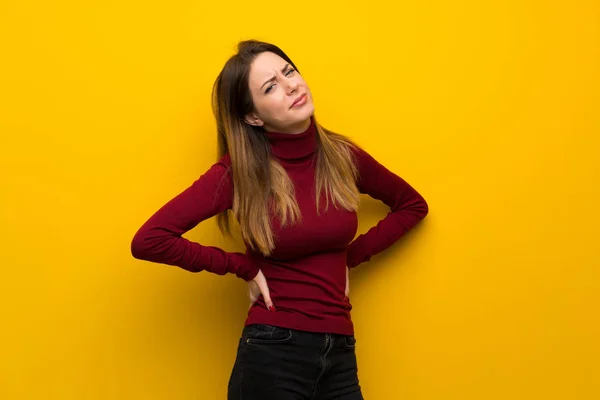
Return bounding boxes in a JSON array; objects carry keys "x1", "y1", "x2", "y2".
[{"x1": 247, "y1": 269, "x2": 275, "y2": 312}]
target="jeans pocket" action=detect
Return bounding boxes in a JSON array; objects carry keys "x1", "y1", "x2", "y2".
[
  {"x1": 343, "y1": 335, "x2": 357, "y2": 349},
  {"x1": 244, "y1": 324, "x2": 293, "y2": 345}
]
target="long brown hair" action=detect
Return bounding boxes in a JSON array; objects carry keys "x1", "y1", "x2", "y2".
[{"x1": 212, "y1": 40, "x2": 361, "y2": 256}]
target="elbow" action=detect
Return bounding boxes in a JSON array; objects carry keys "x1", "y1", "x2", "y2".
[
  {"x1": 130, "y1": 230, "x2": 150, "y2": 260},
  {"x1": 417, "y1": 195, "x2": 429, "y2": 221}
]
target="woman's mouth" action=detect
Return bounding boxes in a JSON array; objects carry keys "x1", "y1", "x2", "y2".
[{"x1": 291, "y1": 94, "x2": 307, "y2": 108}]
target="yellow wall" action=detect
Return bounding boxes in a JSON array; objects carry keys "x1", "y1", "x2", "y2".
[{"x1": 1, "y1": 1, "x2": 598, "y2": 399}]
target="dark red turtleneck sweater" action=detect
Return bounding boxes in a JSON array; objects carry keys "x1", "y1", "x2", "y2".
[{"x1": 131, "y1": 117, "x2": 428, "y2": 335}]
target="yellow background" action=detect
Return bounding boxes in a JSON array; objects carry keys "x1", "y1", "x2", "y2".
[{"x1": 1, "y1": 1, "x2": 598, "y2": 399}]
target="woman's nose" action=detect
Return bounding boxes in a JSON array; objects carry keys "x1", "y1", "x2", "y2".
[{"x1": 285, "y1": 78, "x2": 299, "y2": 93}]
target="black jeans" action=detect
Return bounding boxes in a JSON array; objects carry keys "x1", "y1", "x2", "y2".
[{"x1": 227, "y1": 324, "x2": 364, "y2": 400}]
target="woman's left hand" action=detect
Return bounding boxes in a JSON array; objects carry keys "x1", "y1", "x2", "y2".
[{"x1": 247, "y1": 269, "x2": 274, "y2": 312}]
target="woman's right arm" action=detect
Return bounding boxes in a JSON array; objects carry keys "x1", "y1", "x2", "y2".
[{"x1": 130, "y1": 154, "x2": 260, "y2": 282}]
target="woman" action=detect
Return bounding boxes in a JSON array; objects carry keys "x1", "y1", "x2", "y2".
[{"x1": 131, "y1": 39, "x2": 428, "y2": 400}]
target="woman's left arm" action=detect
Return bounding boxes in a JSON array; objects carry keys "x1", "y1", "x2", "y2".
[{"x1": 346, "y1": 145, "x2": 429, "y2": 269}]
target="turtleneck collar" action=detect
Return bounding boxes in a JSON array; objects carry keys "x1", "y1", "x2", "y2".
[{"x1": 264, "y1": 116, "x2": 318, "y2": 161}]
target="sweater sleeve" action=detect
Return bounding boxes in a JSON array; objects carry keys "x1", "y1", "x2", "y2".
[
  {"x1": 346, "y1": 146, "x2": 429, "y2": 268},
  {"x1": 130, "y1": 155, "x2": 260, "y2": 281}
]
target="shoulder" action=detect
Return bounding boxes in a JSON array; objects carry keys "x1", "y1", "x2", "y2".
[
  {"x1": 191, "y1": 153, "x2": 233, "y2": 192},
  {"x1": 346, "y1": 142, "x2": 377, "y2": 169},
  {"x1": 346, "y1": 144, "x2": 394, "y2": 191},
  {"x1": 204, "y1": 153, "x2": 232, "y2": 177},
  {"x1": 217, "y1": 152, "x2": 232, "y2": 167},
  {"x1": 208, "y1": 153, "x2": 233, "y2": 187}
]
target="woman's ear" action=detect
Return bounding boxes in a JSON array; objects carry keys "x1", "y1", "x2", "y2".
[{"x1": 244, "y1": 113, "x2": 264, "y2": 127}]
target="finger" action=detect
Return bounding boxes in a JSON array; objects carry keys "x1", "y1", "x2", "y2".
[
  {"x1": 248, "y1": 281, "x2": 260, "y2": 310},
  {"x1": 248, "y1": 287, "x2": 253, "y2": 310},
  {"x1": 248, "y1": 282, "x2": 258, "y2": 302},
  {"x1": 345, "y1": 267, "x2": 350, "y2": 297},
  {"x1": 255, "y1": 274, "x2": 275, "y2": 312}
]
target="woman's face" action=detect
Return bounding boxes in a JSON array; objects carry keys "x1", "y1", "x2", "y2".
[{"x1": 245, "y1": 51, "x2": 315, "y2": 134}]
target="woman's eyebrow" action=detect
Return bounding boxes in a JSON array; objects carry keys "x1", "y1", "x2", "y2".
[{"x1": 260, "y1": 63, "x2": 290, "y2": 89}]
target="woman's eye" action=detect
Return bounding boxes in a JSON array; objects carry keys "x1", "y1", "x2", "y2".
[{"x1": 265, "y1": 69, "x2": 295, "y2": 93}]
